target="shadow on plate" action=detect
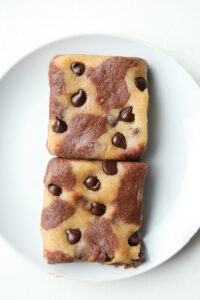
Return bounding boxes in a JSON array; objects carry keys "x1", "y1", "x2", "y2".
[{"x1": 141, "y1": 67, "x2": 160, "y2": 238}]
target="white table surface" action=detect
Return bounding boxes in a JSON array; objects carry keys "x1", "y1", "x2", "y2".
[{"x1": 0, "y1": 0, "x2": 199, "y2": 299}]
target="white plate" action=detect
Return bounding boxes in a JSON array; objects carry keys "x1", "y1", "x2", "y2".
[{"x1": 0, "y1": 34, "x2": 199, "y2": 282}]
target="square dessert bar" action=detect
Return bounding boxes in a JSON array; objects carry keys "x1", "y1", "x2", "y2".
[
  {"x1": 41, "y1": 158, "x2": 147, "y2": 266},
  {"x1": 47, "y1": 54, "x2": 148, "y2": 160}
]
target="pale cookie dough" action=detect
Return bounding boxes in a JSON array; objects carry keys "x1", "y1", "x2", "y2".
[
  {"x1": 47, "y1": 54, "x2": 148, "y2": 160},
  {"x1": 41, "y1": 158, "x2": 147, "y2": 267}
]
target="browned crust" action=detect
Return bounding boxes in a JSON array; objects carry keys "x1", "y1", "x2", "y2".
[{"x1": 112, "y1": 261, "x2": 144, "y2": 269}]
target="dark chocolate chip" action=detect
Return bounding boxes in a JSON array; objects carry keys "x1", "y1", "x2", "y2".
[
  {"x1": 106, "y1": 116, "x2": 118, "y2": 127},
  {"x1": 90, "y1": 202, "x2": 106, "y2": 216},
  {"x1": 119, "y1": 106, "x2": 135, "y2": 122},
  {"x1": 71, "y1": 89, "x2": 87, "y2": 107},
  {"x1": 128, "y1": 232, "x2": 141, "y2": 246},
  {"x1": 48, "y1": 184, "x2": 62, "y2": 196},
  {"x1": 71, "y1": 62, "x2": 85, "y2": 76},
  {"x1": 134, "y1": 77, "x2": 147, "y2": 91},
  {"x1": 52, "y1": 119, "x2": 67, "y2": 133},
  {"x1": 84, "y1": 176, "x2": 101, "y2": 191},
  {"x1": 66, "y1": 229, "x2": 81, "y2": 244},
  {"x1": 112, "y1": 132, "x2": 127, "y2": 149},
  {"x1": 102, "y1": 160, "x2": 118, "y2": 175},
  {"x1": 131, "y1": 128, "x2": 140, "y2": 135},
  {"x1": 99, "y1": 252, "x2": 112, "y2": 262}
]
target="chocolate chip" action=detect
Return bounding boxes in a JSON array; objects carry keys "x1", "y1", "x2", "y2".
[
  {"x1": 119, "y1": 106, "x2": 135, "y2": 122},
  {"x1": 112, "y1": 132, "x2": 127, "y2": 149},
  {"x1": 98, "y1": 252, "x2": 112, "y2": 262},
  {"x1": 128, "y1": 232, "x2": 141, "y2": 246},
  {"x1": 84, "y1": 176, "x2": 101, "y2": 191},
  {"x1": 66, "y1": 229, "x2": 81, "y2": 244},
  {"x1": 104, "y1": 253, "x2": 112, "y2": 262},
  {"x1": 71, "y1": 89, "x2": 87, "y2": 107},
  {"x1": 71, "y1": 62, "x2": 85, "y2": 76},
  {"x1": 131, "y1": 128, "x2": 140, "y2": 135},
  {"x1": 52, "y1": 119, "x2": 67, "y2": 133},
  {"x1": 106, "y1": 116, "x2": 118, "y2": 127},
  {"x1": 102, "y1": 160, "x2": 118, "y2": 175},
  {"x1": 48, "y1": 184, "x2": 62, "y2": 196},
  {"x1": 134, "y1": 77, "x2": 147, "y2": 91},
  {"x1": 91, "y1": 202, "x2": 106, "y2": 216}
]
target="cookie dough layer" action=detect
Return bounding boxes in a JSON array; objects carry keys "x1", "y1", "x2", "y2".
[
  {"x1": 41, "y1": 158, "x2": 147, "y2": 267},
  {"x1": 47, "y1": 54, "x2": 148, "y2": 160}
]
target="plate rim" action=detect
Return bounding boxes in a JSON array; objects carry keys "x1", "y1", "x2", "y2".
[{"x1": 0, "y1": 33, "x2": 200, "y2": 282}]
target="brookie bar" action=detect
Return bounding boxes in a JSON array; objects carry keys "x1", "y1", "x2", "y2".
[
  {"x1": 41, "y1": 158, "x2": 147, "y2": 266},
  {"x1": 47, "y1": 54, "x2": 148, "y2": 160}
]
